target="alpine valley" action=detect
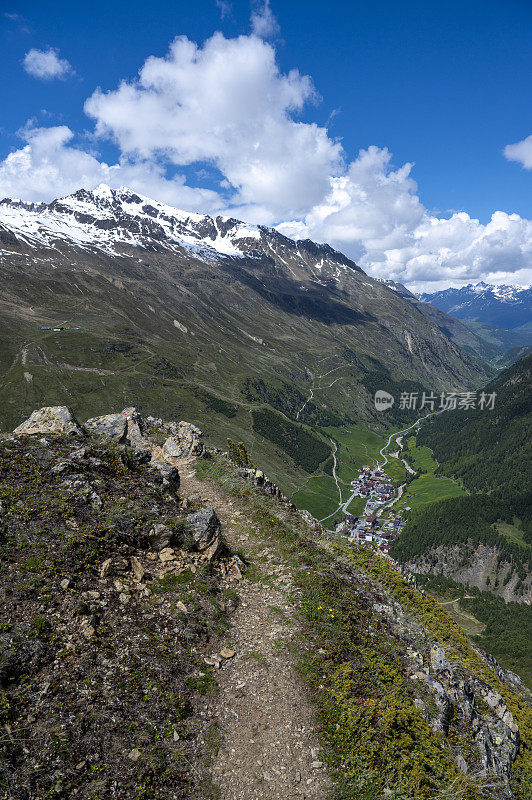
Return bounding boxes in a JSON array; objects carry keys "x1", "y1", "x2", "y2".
[
  {"x1": 0, "y1": 184, "x2": 493, "y2": 495},
  {"x1": 1, "y1": 185, "x2": 532, "y2": 800}
]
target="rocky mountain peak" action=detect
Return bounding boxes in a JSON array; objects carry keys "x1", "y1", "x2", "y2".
[{"x1": 0, "y1": 183, "x2": 367, "y2": 281}]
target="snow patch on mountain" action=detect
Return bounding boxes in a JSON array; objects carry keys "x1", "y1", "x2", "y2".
[
  {"x1": 419, "y1": 282, "x2": 532, "y2": 331},
  {"x1": 0, "y1": 184, "x2": 262, "y2": 260}
]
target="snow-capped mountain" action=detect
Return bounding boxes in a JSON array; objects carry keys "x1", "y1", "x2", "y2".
[
  {"x1": 0, "y1": 184, "x2": 359, "y2": 280},
  {"x1": 419, "y1": 282, "x2": 532, "y2": 331},
  {"x1": 0, "y1": 183, "x2": 495, "y2": 439},
  {"x1": 377, "y1": 279, "x2": 417, "y2": 300}
]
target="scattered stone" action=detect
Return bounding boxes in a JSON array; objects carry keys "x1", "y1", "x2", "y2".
[
  {"x1": 128, "y1": 749, "x2": 141, "y2": 762},
  {"x1": 185, "y1": 507, "x2": 223, "y2": 561},
  {"x1": 148, "y1": 523, "x2": 173, "y2": 551},
  {"x1": 226, "y1": 555, "x2": 244, "y2": 580},
  {"x1": 159, "y1": 548, "x2": 175, "y2": 563},
  {"x1": 176, "y1": 601, "x2": 188, "y2": 614},
  {"x1": 130, "y1": 556, "x2": 145, "y2": 582},
  {"x1": 204, "y1": 655, "x2": 222, "y2": 669},
  {"x1": 220, "y1": 647, "x2": 235, "y2": 659},
  {"x1": 14, "y1": 406, "x2": 82, "y2": 436},
  {"x1": 59, "y1": 579, "x2": 70, "y2": 590},
  {"x1": 100, "y1": 558, "x2": 113, "y2": 578}
]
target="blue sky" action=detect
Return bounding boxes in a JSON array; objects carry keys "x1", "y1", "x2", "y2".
[{"x1": 1, "y1": 0, "x2": 531, "y2": 289}]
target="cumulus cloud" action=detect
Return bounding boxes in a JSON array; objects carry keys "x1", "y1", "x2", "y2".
[
  {"x1": 0, "y1": 29, "x2": 530, "y2": 289},
  {"x1": 504, "y1": 135, "x2": 532, "y2": 170},
  {"x1": 84, "y1": 33, "x2": 341, "y2": 218},
  {"x1": 0, "y1": 125, "x2": 222, "y2": 210},
  {"x1": 278, "y1": 146, "x2": 532, "y2": 287},
  {"x1": 250, "y1": 0, "x2": 279, "y2": 38},
  {"x1": 23, "y1": 47, "x2": 73, "y2": 80}
]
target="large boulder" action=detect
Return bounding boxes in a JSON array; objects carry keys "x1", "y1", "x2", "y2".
[
  {"x1": 84, "y1": 413, "x2": 128, "y2": 441},
  {"x1": 85, "y1": 407, "x2": 150, "y2": 453},
  {"x1": 146, "y1": 460, "x2": 180, "y2": 495},
  {"x1": 13, "y1": 406, "x2": 82, "y2": 436},
  {"x1": 162, "y1": 422, "x2": 204, "y2": 460},
  {"x1": 185, "y1": 507, "x2": 222, "y2": 560}
]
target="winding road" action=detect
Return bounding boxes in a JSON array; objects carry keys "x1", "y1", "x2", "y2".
[{"x1": 319, "y1": 409, "x2": 441, "y2": 523}]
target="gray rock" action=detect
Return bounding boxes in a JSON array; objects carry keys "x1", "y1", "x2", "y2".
[
  {"x1": 185, "y1": 507, "x2": 222, "y2": 560},
  {"x1": 85, "y1": 413, "x2": 127, "y2": 441},
  {"x1": 148, "y1": 523, "x2": 173, "y2": 551},
  {"x1": 146, "y1": 460, "x2": 180, "y2": 494},
  {"x1": 14, "y1": 406, "x2": 82, "y2": 436},
  {"x1": 84, "y1": 407, "x2": 150, "y2": 453},
  {"x1": 130, "y1": 556, "x2": 145, "y2": 582},
  {"x1": 162, "y1": 422, "x2": 203, "y2": 460}
]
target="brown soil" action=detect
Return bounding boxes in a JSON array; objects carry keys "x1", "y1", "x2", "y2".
[{"x1": 179, "y1": 464, "x2": 331, "y2": 800}]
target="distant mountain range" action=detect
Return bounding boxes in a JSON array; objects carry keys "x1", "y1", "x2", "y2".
[
  {"x1": 380, "y1": 280, "x2": 532, "y2": 363},
  {"x1": 0, "y1": 185, "x2": 493, "y2": 494},
  {"x1": 418, "y1": 283, "x2": 532, "y2": 356},
  {"x1": 418, "y1": 282, "x2": 532, "y2": 330}
]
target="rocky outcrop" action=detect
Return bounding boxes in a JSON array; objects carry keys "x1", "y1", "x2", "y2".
[
  {"x1": 85, "y1": 406, "x2": 150, "y2": 454},
  {"x1": 369, "y1": 598, "x2": 524, "y2": 797},
  {"x1": 13, "y1": 406, "x2": 82, "y2": 436},
  {"x1": 146, "y1": 460, "x2": 180, "y2": 494},
  {"x1": 0, "y1": 428, "x2": 234, "y2": 800},
  {"x1": 404, "y1": 543, "x2": 532, "y2": 604},
  {"x1": 162, "y1": 422, "x2": 204, "y2": 460},
  {"x1": 84, "y1": 412, "x2": 127, "y2": 441}
]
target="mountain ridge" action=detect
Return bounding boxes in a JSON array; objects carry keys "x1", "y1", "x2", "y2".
[
  {"x1": 419, "y1": 282, "x2": 532, "y2": 334},
  {"x1": 0, "y1": 184, "x2": 494, "y2": 497}
]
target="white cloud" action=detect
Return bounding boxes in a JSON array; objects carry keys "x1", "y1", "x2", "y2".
[
  {"x1": 0, "y1": 29, "x2": 529, "y2": 290},
  {"x1": 250, "y1": 0, "x2": 279, "y2": 38},
  {"x1": 0, "y1": 125, "x2": 222, "y2": 211},
  {"x1": 23, "y1": 47, "x2": 73, "y2": 80},
  {"x1": 279, "y1": 146, "x2": 532, "y2": 287},
  {"x1": 84, "y1": 33, "x2": 341, "y2": 218},
  {"x1": 215, "y1": 0, "x2": 232, "y2": 19},
  {"x1": 504, "y1": 135, "x2": 532, "y2": 170}
]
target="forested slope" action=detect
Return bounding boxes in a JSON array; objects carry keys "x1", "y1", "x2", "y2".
[{"x1": 391, "y1": 355, "x2": 532, "y2": 603}]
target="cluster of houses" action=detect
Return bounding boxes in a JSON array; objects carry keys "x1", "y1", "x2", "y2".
[
  {"x1": 356, "y1": 465, "x2": 394, "y2": 502},
  {"x1": 335, "y1": 512, "x2": 406, "y2": 553},
  {"x1": 333, "y1": 464, "x2": 406, "y2": 553}
]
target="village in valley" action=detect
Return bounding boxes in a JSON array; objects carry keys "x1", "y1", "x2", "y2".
[{"x1": 333, "y1": 464, "x2": 409, "y2": 553}]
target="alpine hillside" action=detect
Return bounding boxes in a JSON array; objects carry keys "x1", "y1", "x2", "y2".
[
  {"x1": 392, "y1": 354, "x2": 532, "y2": 605},
  {"x1": 1, "y1": 404, "x2": 531, "y2": 800},
  {"x1": 0, "y1": 185, "x2": 493, "y2": 498}
]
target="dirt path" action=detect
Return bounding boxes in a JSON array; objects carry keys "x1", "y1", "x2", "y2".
[{"x1": 178, "y1": 463, "x2": 331, "y2": 800}]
